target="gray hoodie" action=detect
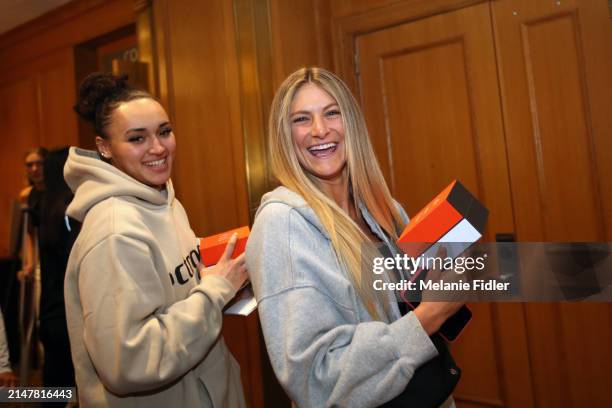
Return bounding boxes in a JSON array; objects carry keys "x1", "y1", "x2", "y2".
[
  {"x1": 64, "y1": 147, "x2": 245, "y2": 407},
  {"x1": 246, "y1": 186, "x2": 438, "y2": 408}
]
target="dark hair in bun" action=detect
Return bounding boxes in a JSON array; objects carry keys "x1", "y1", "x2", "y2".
[{"x1": 74, "y1": 73, "x2": 151, "y2": 138}]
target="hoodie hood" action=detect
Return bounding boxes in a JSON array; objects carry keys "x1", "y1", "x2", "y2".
[
  {"x1": 257, "y1": 186, "x2": 407, "y2": 245},
  {"x1": 64, "y1": 147, "x2": 175, "y2": 222},
  {"x1": 256, "y1": 186, "x2": 330, "y2": 239}
]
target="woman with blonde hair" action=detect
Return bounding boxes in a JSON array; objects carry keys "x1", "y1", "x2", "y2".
[{"x1": 247, "y1": 67, "x2": 463, "y2": 407}]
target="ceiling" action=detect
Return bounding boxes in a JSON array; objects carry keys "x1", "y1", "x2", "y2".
[{"x1": 0, "y1": 0, "x2": 73, "y2": 36}]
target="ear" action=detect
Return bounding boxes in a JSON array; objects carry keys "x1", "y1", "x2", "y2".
[{"x1": 95, "y1": 136, "x2": 112, "y2": 160}]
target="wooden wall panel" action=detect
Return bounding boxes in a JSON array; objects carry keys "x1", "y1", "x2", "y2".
[
  {"x1": 575, "y1": 0, "x2": 612, "y2": 240},
  {"x1": 232, "y1": 0, "x2": 275, "y2": 219},
  {"x1": 0, "y1": 0, "x2": 134, "y2": 73},
  {"x1": 492, "y1": 1, "x2": 612, "y2": 407},
  {"x1": 0, "y1": 0, "x2": 136, "y2": 255},
  {"x1": 450, "y1": 303, "x2": 504, "y2": 407},
  {"x1": 333, "y1": 0, "x2": 405, "y2": 18},
  {"x1": 523, "y1": 303, "x2": 612, "y2": 407},
  {"x1": 38, "y1": 52, "x2": 79, "y2": 149},
  {"x1": 155, "y1": 0, "x2": 249, "y2": 235},
  {"x1": 492, "y1": 0, "x2": 609, "y2": 242},
  {"x1": 521, "y1": 13, "x2": 602, "y2": 241},
  {"x1": 331, "y1": 0, "x2": 487, "y2": 20},
  {"x1": 0, "y1": 78, "x2": 40, "y2": 254},
  {"x1": 269, "y1": 0, "x2": 333, "y2": 88}
]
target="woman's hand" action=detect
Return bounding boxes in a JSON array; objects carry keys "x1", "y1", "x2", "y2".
[
  {"x1": 413, "y1": 246, "x2": 465, "y2": 336},
  {"x1": 198, "y1": 233, "x2": 248, "y2": 291},
  {"x1": 413, "y1": 301, "x2": 463, "y2": 336}
]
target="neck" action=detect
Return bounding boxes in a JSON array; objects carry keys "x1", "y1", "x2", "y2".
[
  {"x1": 316, "y1": 171, "x2": 375, "y2": 241},
  {"x1": 317, "y1": 171, "x2": 356, "y2": 218},
  {"x1": 33, "y1": 181, "x2": 44, "y2": 191}
]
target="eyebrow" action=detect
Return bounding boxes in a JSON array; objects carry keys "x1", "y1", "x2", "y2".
[
  {"x1": 290, "y1": 103, "x2": 339, "y2": 116},
  {"x1": 125, "y1": 122, "x2": 171, "y2": 134},
  {"x1": 125, "y1": 127, "x2": 146, "y2": 134}
]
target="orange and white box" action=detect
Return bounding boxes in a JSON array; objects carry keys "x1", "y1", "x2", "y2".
[
  {"x1": 199, "y1": 226, "x2": 250, "y2": 267},
  {"x1": 398, "y1": 180, "x2": 488, "y2": 261},
  {"x1": 397, "y1": 180, "x2": 486, "y2": 342}
]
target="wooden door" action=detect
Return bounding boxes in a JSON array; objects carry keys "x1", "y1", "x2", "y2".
[
  {"x1": 355, "y1": 3, "x2": 533, "y2": 407},
  {"x1": 492, "y1": 0, "x2": 612, "y2": 406},
  {"x1": 492, "y1": 0, "x2": 612, "y2": 243}
]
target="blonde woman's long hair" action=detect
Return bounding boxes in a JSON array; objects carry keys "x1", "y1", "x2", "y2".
[{"x1": 268, "y1": 67, "x2": 405, "y2": 320}]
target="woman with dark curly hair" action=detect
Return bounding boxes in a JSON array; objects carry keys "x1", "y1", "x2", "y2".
[{"x1": 64, "y1": 73, "x2": 247, "y2": 407}]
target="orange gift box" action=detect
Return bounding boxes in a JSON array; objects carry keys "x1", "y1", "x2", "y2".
[
  {"x1": 397, "y1": 180, "x2": 487, "y2": 342},
  {"x1": 398, "y1": 180, "x2": 488, "y2": 259},
  {"x1": 199, "y1": 226, "x2": 250, "y2": 267}
]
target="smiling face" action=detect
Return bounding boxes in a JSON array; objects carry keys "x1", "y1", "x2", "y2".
[
  {"x1": 96, "y1": 98, "x2": 176, "y2": 190},
  {"x1": 290, "y1": 83, "x2": 347, "y2": 183}
]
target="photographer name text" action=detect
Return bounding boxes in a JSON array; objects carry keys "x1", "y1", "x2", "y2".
[{"x1": 373, "y1": 279, "x2": 510, "y2": 291}]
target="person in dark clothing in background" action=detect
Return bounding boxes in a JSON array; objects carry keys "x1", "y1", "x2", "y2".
[
  {"x1": 18, "y1": 147, "x2": 48, "y2": 282},
  {"x1": 14, "y1": 147, "x2": 48, "y2": 385},
  {"x1": 37, "y1": 147, "x2": 80, "y2": 401}
]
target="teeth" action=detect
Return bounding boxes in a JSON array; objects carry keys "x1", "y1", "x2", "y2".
[
  {"x1": 308, "y1": 143, "x2": 337, "y2": 152},
  {"x1": 145, "y1": 158, "x2": 166, "y2": 166}
]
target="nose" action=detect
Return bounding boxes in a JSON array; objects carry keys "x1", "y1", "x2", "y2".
[
  {"x1": 149, "y1": 136, "x2": 166, "y2": 155},
  {"x1": 311, "y1": 114, "x2": 328, "y2": 138},
  {"x1": 26, "y1": 162, "x2": 42, "y2": 173}
]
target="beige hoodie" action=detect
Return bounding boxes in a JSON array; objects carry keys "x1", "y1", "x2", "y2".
[{"x1": 64, "y1": 147, "x2": 245, "y2": 407}]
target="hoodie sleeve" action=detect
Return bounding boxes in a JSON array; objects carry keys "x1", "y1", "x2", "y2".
[
  {"x1": 78, "y1": 233, "x2": 236, "y2": 395},
  {"x1": 247, "y1": 203, "x2": 438, "y2": 408}
]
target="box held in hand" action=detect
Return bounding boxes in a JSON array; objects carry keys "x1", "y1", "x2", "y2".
[
  {"x1": 398, "y1": 179, "x2": 488, "y2": 260},
  {"x1": 397, "y1": 180, "x2": 488, "y2": 342},
  {"x1": 199, "y1": 226, "x2": 250, "y2": 267}
]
